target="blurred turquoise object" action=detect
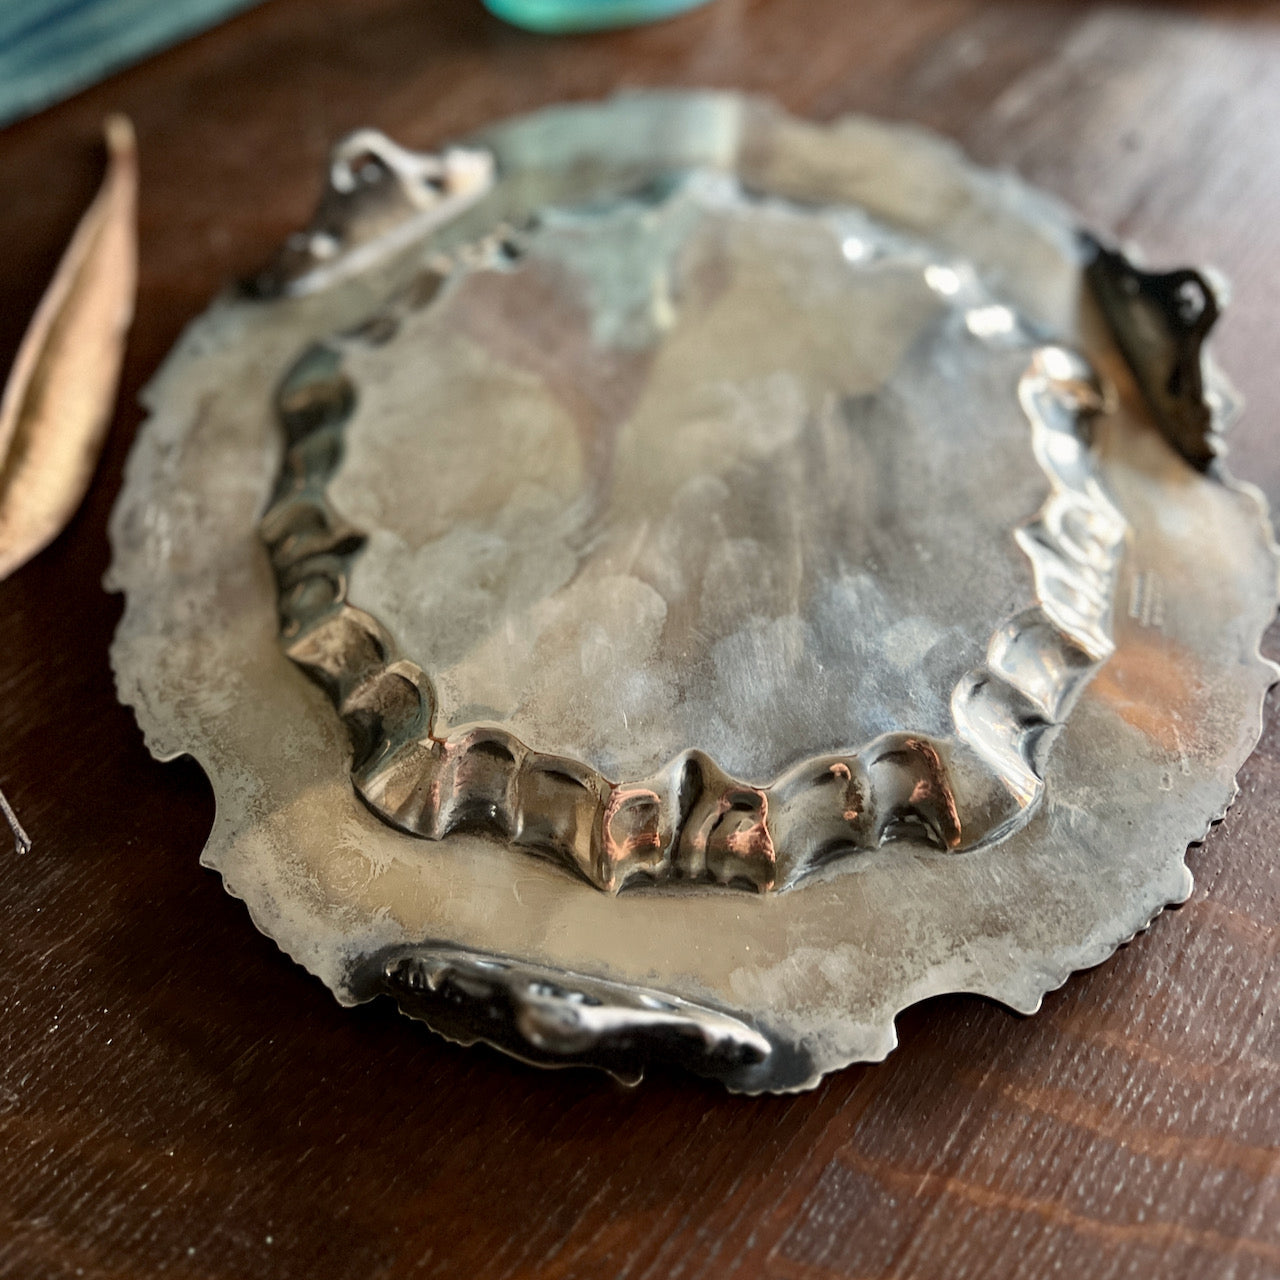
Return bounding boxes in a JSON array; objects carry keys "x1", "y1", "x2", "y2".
[
  {"x1": 484, "y1": 0, "x2": 716, "y2": 33},
  {"x1": 0, "y1": 0, "x2": 266, "y2": 126}
]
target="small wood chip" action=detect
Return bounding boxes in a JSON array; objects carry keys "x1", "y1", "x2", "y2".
[{"x1": 0, "y1": 115, "x2": 138, "y2": 580}]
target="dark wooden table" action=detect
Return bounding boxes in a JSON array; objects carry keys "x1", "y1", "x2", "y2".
[{"x1": 2, "y1": 2, "x2": 1279, "y2": 1276}]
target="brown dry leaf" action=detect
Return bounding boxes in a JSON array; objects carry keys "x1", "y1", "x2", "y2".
[{"x1": 0, "y1": 115, "x2": 138, "y2": 580}]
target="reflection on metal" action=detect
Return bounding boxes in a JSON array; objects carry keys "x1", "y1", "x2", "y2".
[
  {"x1": 247, "y1": 131, "x2": 494, "y2": 298},
  {"x1": 110, "y1": 94, "x2": 1279, "y2": 1092},
  {"x1": 1083, "y1": 233, "x2": 1226, "y2": 470},
  {"x1": 365, "y1": 944, "x2": 774, "y2": 1087},
  {"x1": 259, "y1": 197, "x2": 1127, "y2": 892}
]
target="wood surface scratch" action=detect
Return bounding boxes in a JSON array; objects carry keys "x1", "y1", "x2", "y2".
[{"x1": 0, "y1": 785, "x2": 31, "y2": 855}]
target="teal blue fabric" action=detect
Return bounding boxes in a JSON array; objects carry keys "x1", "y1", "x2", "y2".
[
  {"x1": 0, "y1": 1, "x2": 721, "y2": 126},
  {"x1": 0, "y1": 0, "x2": 267, "y2": 126},
  {"x1": 484, "y1": 0, "x2": 715, "y2": 33}
]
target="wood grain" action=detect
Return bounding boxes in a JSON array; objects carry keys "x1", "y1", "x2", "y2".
[{"x1": 1, "y1": 2, "x2": 1278, "y2": 1277}]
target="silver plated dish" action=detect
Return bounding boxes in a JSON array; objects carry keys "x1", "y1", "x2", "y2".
[{"x1": 109, "y1": 92, "x2": 1279, "y2": 1091}]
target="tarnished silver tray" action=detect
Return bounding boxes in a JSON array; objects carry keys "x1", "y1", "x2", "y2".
[{"x1": 109, "y1": 93, "x2": 1279, "y2": 1091}]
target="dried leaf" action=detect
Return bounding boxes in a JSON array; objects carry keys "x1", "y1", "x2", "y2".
[{"x1": 0, "y1": 115, "x2": 137, "y2": 580}]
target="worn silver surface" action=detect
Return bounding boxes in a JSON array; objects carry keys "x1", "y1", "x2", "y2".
[{"x1": 109, "y1": 93, "x2": 1279, "y2": 1091}]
